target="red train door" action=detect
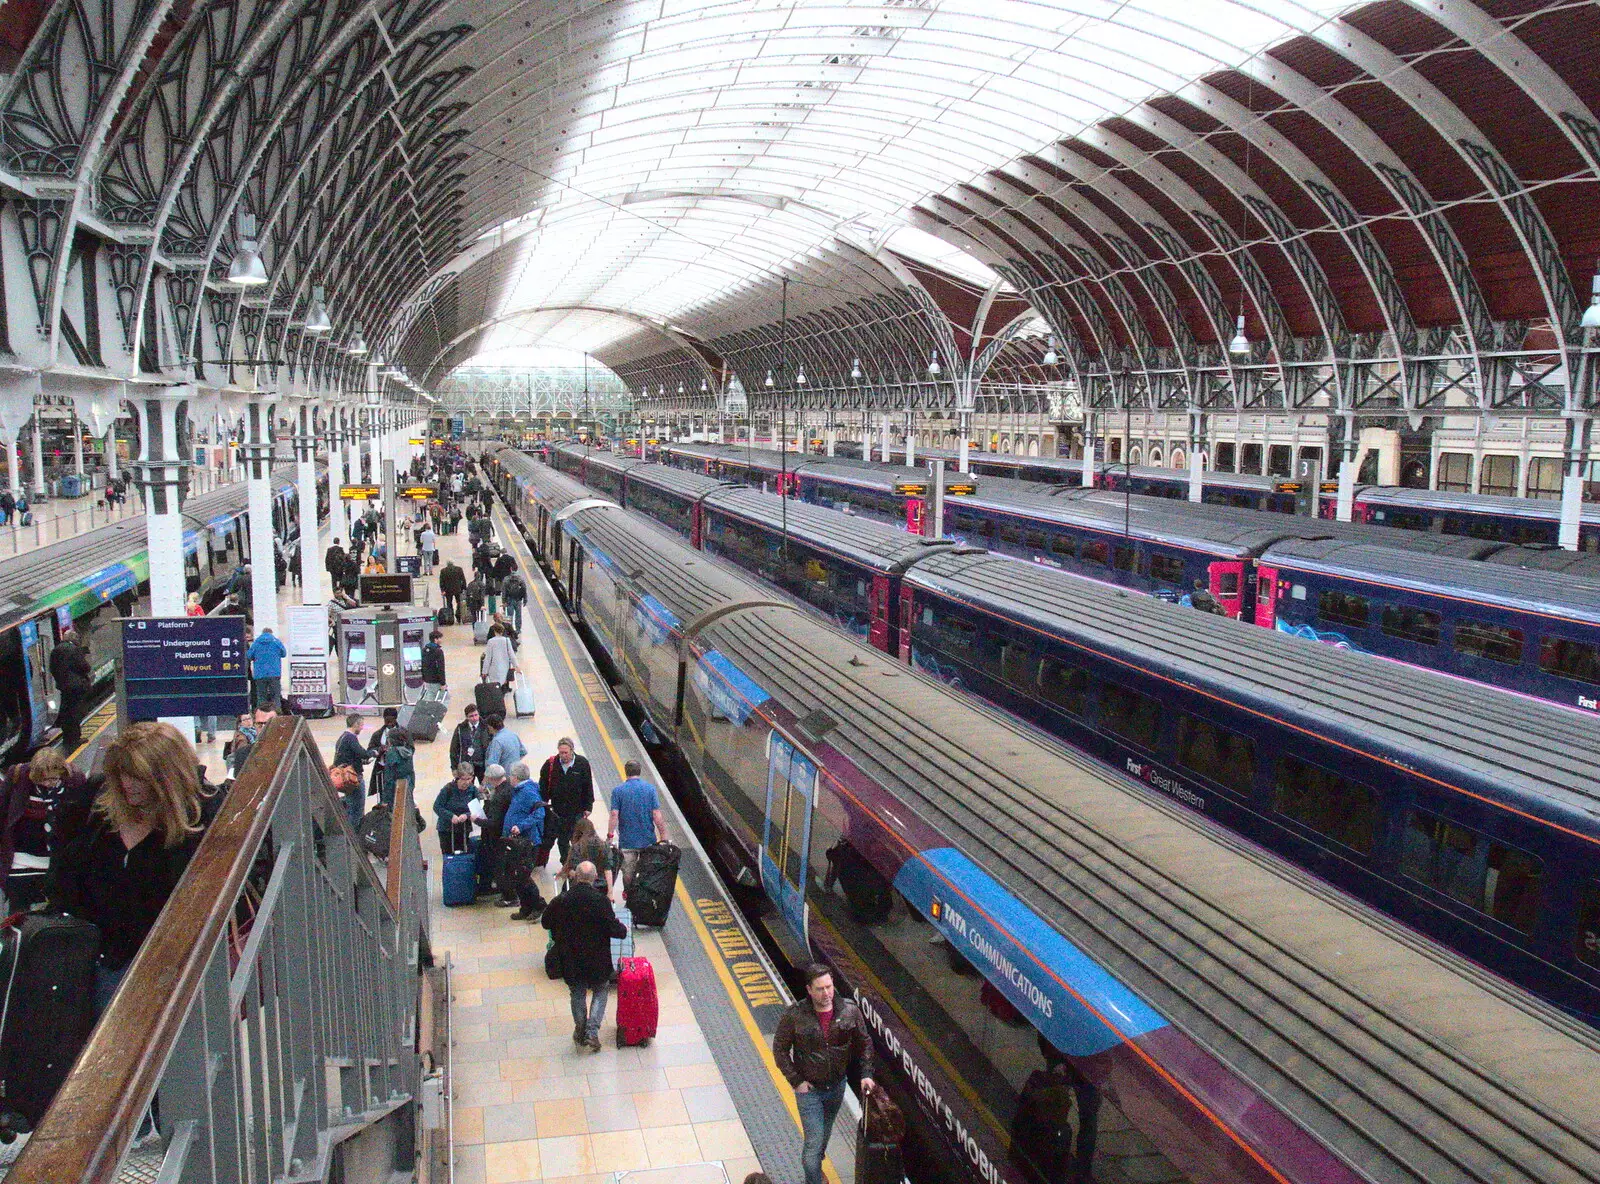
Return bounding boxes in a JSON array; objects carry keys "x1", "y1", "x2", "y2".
[
  {"x1": 898, "y1": 587, "x2": 915, "y2": 662},
  {"x1": 1253, "y1": 566, "x2": 1280, "y2": 627},
  {"x1": 691, "y1": 504, "x2": 703, "y2": 549},
  {"x1": 869, "y1": 575, "x2": 891, "y2": 652},
  {"x1": 1207, "y1": 561, "x2": 1246, "y2": 618},
  {"x1": 905, "y1": 497, "x2": 924, "y2": 534}
]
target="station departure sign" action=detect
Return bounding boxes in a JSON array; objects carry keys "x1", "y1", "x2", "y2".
[
  {"x1": 340, "y1": 484, "x2": 382, "y2": 500},
  {"x1": 400, "y1": 485, "x2": 438, "y2": 501}
]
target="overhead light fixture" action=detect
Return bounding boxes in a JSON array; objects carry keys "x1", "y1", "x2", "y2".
[
  {"x1": 1583, "y1": 272, "x2": 1600, "y2": 330},
  {"x1": 927, "y1": 350, "x2": 941, "y2": 377},
  {"x1": 850, "y1": 358, "x2": 862, "y2": 380},
  {"x1": 227, "y1": 212, "x2": 268, "y2": 287},
  {"x1": 305, "y1": 286, "x2": 332, "y2": 335},
  {"x1": 347, "y1": 322, "x2": 368, "y2": 356},
  {"x1": 678, "y1": 382, "x2": 685, "y2": 395},
  {"x1": 796, "y1": 366, "x2": 807, "y2": 385},
  {"x1": 765, "y1": 370, "x2": 775, "y2": 388},
  {"x1": 1229, "y1": 314, "x2": 1250, "y2": 356},
  {"x1": 658, "y1": 384, "x2": 665, "y2": 396},
  {"x1": 1042, "y1": 337, "x2": 1058, "y2": 366},
  {"x1": 701, "y1": 378, "x2": 709, "y2": 393}
]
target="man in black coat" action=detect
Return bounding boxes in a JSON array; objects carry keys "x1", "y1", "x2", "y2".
[
  {"x1": 541, "y1": 862, "x2": 626, "y2": 1051},
  {"x1": 449, "y1": 704, "x2": 486, "y2": 777},
  {"x1": 49, "y1": 630, "x2": 93, "y2": 751},
  {"x1": 325, "y1": 542, "x2": 347, "y2": 585},
  {"x1": 438, "y1": 560, "x2": 468, "y2": 622},
  {"x1": 421, "y1": 629, "x2": 447, "y2": 693},
  {"x1": 537, "y1": 737, "x2": 594, "y2": 869}
]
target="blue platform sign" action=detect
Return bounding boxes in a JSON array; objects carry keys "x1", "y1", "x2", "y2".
[{"x1": 121, "y1": 616, "x2": 250, "y2": 721}]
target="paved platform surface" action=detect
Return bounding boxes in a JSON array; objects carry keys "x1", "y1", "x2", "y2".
[{"x1": 205, "y1": 487, "x2": 837, "y2": 1184}]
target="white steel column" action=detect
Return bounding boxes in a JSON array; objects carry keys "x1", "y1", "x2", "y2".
[
  {"x1": 294, "y1": 402, "x2": 322, "y2": 603},
  {"x1": 879, "y1": 414, "x2": 891, "y2": 463},
  {"x1": 243, "y1": 397, "x2": 280, "y2": 636},
  {"x1": 104, "y1": 425, "x2": 119, "y2": 480},
  {"x1": 1082, "y1": 429, "x2": 1096, "y2": 488},
  {"x1": 369, "y1": 412, "x2": 382, "y2": 488},
  {"x1": 325, "y1": 405, "x2": 346, "y2": 546},
  {"x1": 1187, "y1": 414, "x2": 1204, "y2": 503},
  {"x1": 347, "y1": 408, "x2": 364, "y2": 485},
  {"x1": 1559, "y1": 415, "x2": 1589, "y2": 551},
  {"x1": 28, "y1": 416, "x2": 43, "y2": 496},
  {"x1": 0, "y1": 374, "x2": 39, "y2": 500},
  {"x1": 130, "y1": 386, "x2": 195, "y2": 734},
  {"x1": 1336, "y1": 415, "x2": 1357, "y2": 522},
  {"x1": 72, "y1": 411, "x2": 83, "y2": 476}
]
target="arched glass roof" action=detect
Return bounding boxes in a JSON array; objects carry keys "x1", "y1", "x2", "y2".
[{"x1": 441, "y1": 0, "x2": 1358, "y2": 357}]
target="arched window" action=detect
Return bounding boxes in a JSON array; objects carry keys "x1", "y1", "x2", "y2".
[
  {"x1": 1129, "y1": 446, "x2": 1143, "y2": 465},
  {"x1": 1170, "y1": 449, "x2": 1185, "y2": 469},
  {"x1": 1028, "y1": 437, "x2": 1040, "y2": 457},
  {"x1": 1148, "y1": 447, "x2": 1162, "y2": 466}
]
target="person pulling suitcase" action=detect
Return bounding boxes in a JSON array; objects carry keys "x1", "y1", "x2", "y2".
[
  {"x1": 607, "y1": 760, "x2": 666, "y2": 902},
  {"x1": 540, "y1": 861, "x2": 627, "y2": 1052},
  {"x1": 773, "y1": 965, "x2": 876, "y2": 1184}
]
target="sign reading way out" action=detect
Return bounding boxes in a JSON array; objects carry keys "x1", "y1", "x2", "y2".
[{"x1": 121, "y1": 616, "x2": 250, "y2": 721}]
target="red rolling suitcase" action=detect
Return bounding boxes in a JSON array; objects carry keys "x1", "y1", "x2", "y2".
[{"x1": 614, "y1": 955, "x2": 658, "y2": 1047}]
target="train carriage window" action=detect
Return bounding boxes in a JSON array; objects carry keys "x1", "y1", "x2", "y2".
[
  {"x1": 1048, "y1": 534, "x2": 1076, "y2": 558},
  {"x1": 939, "y1": 612, "x2": 979, "y2": 651},
  {"x1": 1380, "y1": 604, "x2": 1441, "y2": 646},
  {"x1": 1112, "y1": 547, "x2": 1135, "y2": 572},
  {"x1": 1035, "y1": 657, "x2": 1088, "y2": 715},
  {"x1": 1539, "y1": 636, "x2": 1600, "y2": 685},
  {"x1": 1024, "y1": 529, "x2": 1047, "y2": 550},
  {"x1": 1176, "y1": 715, "x2": 1257, "y2": 794},
  {"x1": 999, "y1": 523, "x2": 1024, "y2": 544},
  {"x1": 1399, "y1": 811, "x2": 1543, "y2": 933},
  {"x1": 1099, "y1": 683, "x2": 1160, "y2": 748},
  {"x1": 1272, "y1": 756, "x2": 1378, "y2": 854},
  {"x1": 1081, "y1": 541, "x2": 1110, "y2": 567},
  {"x1": 1216, "y1": 571, "x2": 1240, "y2": 598},
  {"x1": 1000, "y1": 640, "x2": 1034, "y2": 687},
  {"x1": 1454, "y1": 621, "x2": 1525, "y2": 665},
  {"x1": 1318, "y1": 590, "x2": 1370, "y2": 630},
  {"x1": 1148, "y1": 554, "x2": 1185, "y2": 586},
  {"x1": 1577, "y1": 884, "x2": 1600, "y2": 969}
]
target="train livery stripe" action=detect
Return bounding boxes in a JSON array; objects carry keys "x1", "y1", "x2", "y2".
[{"x1": 893, "y1": 846, "x2": 1167, "y2": 1057}]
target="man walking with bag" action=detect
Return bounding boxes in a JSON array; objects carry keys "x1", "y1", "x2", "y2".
[
  {"x1": 539, "y1": 737, "x2": 593, "y2": 871},
  {"x1": 541, "y1": 861, "x2": 627, "y2": 1052},
  {"x1": 608, "y1": 760, "x2": 666, "y2": 899},
  {"x1": 773, "y1": 965, "x2": 875, "y2": 1184}
]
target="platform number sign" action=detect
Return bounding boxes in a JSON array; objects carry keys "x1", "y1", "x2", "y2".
[{"x1": 761, "y1": 731, "x2": 817, "y2": 947}]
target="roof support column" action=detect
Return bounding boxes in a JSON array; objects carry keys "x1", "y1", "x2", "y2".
[
  {"x1": 0, "y1": 374, "x2": 40, "y2": 501},
  {"x1": 1082, "y1": 414, "x2": 1096, "y2": 487},
  {"x1": 1188, "y1": 411, "x2": 1205, "y2": 504},
  {"x1": 130, "y1": 384, "x2": 195, "y2": 734},
  {"x1": 243, "y1": 395, "x2": 281, "y2": 637},
  {"x1": 324, "y1": 404, "x2": 346, "y2": 547},
  {"x1": 1336, "y1": 412, "x2": 1358, "y2": 523},
  {"x1": 294, "y1": 400, "x2": 322, "y2": 603},
  {"x1": 1560, "y1": 415, "x2": 1590, "y2": 551}
]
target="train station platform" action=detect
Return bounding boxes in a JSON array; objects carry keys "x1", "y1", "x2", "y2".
[{"x1": 224, "y1": 487, "x2": 846, "y2": 1184}]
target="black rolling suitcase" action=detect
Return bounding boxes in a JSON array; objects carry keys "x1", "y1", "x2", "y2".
[
  {"x1": 0, "y1": 913, "x2": 101, "y2": 1134},
  {"x1": 625, "y1": 841, "x2": 681, "y2": 927},
  {"x1": 474, "y1": 681, "x2": 505, "y2": 719},
  {"x1": 399, "y1": 691, "x2": 447, "y2": 743},
  {"x1": 856, "y1": 1089, "x2": 906, "y2": 1184}
]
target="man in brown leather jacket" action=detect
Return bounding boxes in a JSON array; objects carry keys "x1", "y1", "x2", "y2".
[{"x1": 773, "y1": 965, "x2": 875, "y2": 1184}]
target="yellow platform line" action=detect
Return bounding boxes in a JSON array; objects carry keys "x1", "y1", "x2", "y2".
[{"x1": 499, "y1": 504, "x2": 840, "y2": 1184}]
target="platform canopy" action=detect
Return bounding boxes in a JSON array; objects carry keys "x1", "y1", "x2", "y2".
[{"x1": 2, "y1": 0, "x2": 1595, "y2": 417}]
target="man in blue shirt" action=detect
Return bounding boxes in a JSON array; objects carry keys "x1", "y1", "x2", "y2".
[
  {"x1": 483, "y1": 713, "x2": 525, "y2": 774},
  {"x1": 246, "y1": 627, "x2": 288, "y2": 713},
  {"x1": 607, "y1": 760, "x2": 666, "y2": 900}
]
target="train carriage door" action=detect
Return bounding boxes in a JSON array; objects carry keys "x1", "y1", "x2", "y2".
[
  {"x1": 761, "y1": 731, "x2": 817, "y2": 945},
  {"x1": 691, "y1": 503, "x2": 703, "y2": 549},
  {"x1": 19, "y1": 618, "x2": 54, "y2": 748},
  {"x1": 905, "y1": 497, "x2": 924, "y2": 534},
  {"x1": 868, "y1": 575, "x2": 891, "y2": 652},
  {"x1": 1208, "y1": 561, "x2": 1246, "y2": 619},
  {"x1": 898, "y1": 586, "x2": 915, "y2": 663},
  {"x1": 1253, "y1": 565, "x2": 1280, "y2": 627}
]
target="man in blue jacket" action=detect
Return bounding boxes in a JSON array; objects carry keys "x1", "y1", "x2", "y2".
[
  {"x1": 502, "y1": 761, "x2": 547, "y2": 921},
  {"x1": 247, "y1": 627, "x2": 288, "y2": 712}
]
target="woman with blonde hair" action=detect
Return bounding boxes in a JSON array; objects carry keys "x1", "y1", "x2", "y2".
[
  {"x1": 560, "y1": 815, "x2": 612, "y2": 895},
  {"x1": 51, "y1": 721, "x2": 213, "y2": 1011},
  {"x1": 0, "y1": 746, "x2": 91, "y2": 910}
]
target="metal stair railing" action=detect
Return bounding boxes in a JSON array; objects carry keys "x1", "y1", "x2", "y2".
[{"x1": 8, "y1": 716, "x2": 431, "y2": 1184}]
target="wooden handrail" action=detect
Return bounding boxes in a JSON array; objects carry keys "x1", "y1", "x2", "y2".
[{"x1": 9, "y1": 716, "x2": 400, "y2": 1184}]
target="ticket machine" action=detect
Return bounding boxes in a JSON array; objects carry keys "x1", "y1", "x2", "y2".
[{"x1": 336, "y1": 606, "x2": 434, "y2": 709}]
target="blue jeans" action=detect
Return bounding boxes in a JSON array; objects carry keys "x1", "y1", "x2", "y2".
[
  {"x1": 797, "y1": 1079, "x2": 845, "y2": 1184},
  {"x1": 569, "y1": 979, "x2": 611, "y2": 1042},
  {"x1": 505, "y1": 597, "x2": 524, "y2": 632}
]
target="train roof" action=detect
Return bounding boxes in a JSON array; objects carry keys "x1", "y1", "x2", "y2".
[
  {"x1": 0, "y1": 465, "x2": 303, "y2": 620},
  {"x1": 909, "y1": 446, "x2": 1285, "y2": 492},
  {"x1": 493, "y1": 448, "x2": 592, "y2": 510},
  {"x1": 701, "y1": 486, "x2": 962, "y2": 572},
  {"x1": 1353, "y1": 484, "x2": 1600, "y2": 525},
  {"x1": 623, "y1": 463, "x2": 730, "y2": 501},
  {"x1": 556, "y1": 445, "x2": 641, "y2": 477},
  {"x1": 558, "y1": 497, "x2": 1600, "y2": 1182},
  {"x1": 907, "y1": 548, "x2": 1600, "y2": 819},
  {"x1": 661, "y1": 442, "x2": 981, "y2": 494},
  {"x1": 1483, "y1": 546, "x2": 1600, "y2": 579},
  {"x1": 1260, "y1": 539, "x2": 1600, "y2": 623}
]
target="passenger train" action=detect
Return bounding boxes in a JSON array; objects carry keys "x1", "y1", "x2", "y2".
[
  {"x1": 498, "y1": 447, "x2": 1600, "y2": 1024},
  {"x1": 486, "y1": 445, "x2": 1600, "y2": 1184},
  {"x1": 0, "y1": 467, "x2": 321, "y2": 762},
  {"x1": 608, "y1": 444, "x2": 1600, "y2": 712},
  {"x1": 836, "y1": 440, "x2": 1600, "y2": 551}
]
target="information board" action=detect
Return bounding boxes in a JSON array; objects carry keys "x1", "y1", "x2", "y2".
[
  {"x1": 340, "y1": 484, "x2": 382, "y2": 501},
  {"x1": 121, "y1": 615, "x2": 249, "y2": 722},
  {"x1": 360, "y1": 573, "x2": 413, "y2": 605},
  {"x1": 399, "y1": 484, "x2": 437, "y2": 501}
]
